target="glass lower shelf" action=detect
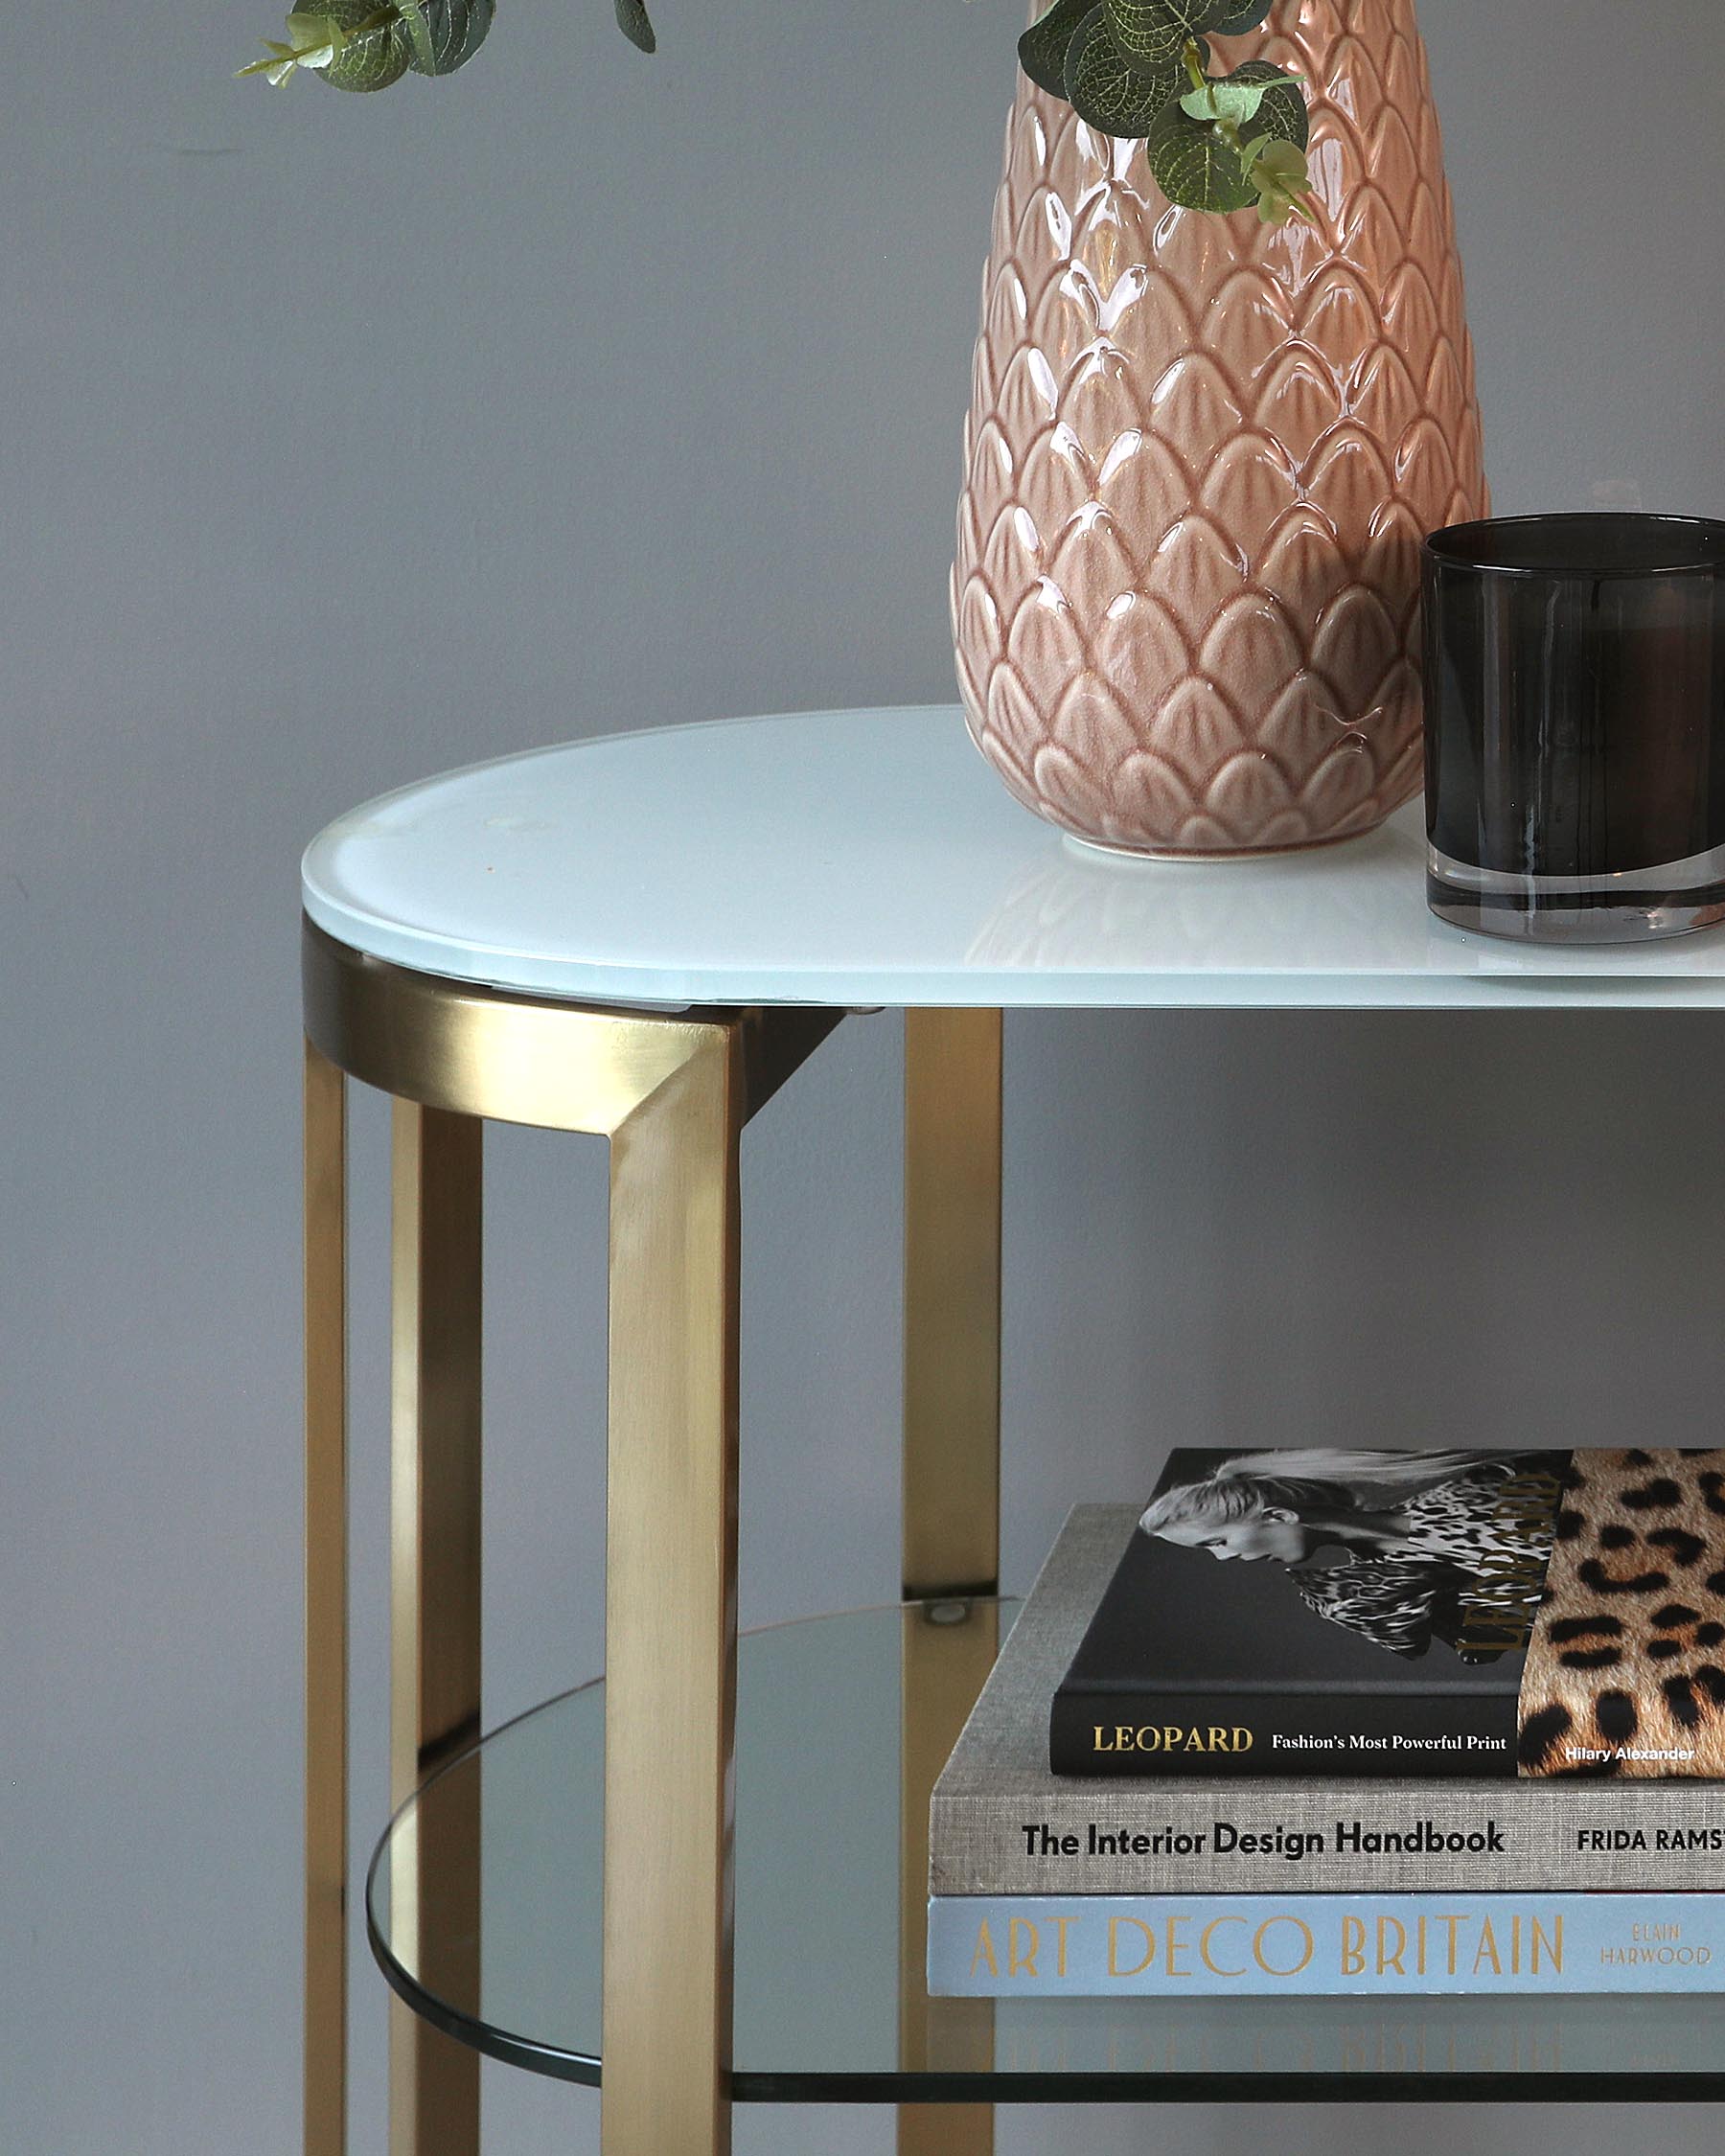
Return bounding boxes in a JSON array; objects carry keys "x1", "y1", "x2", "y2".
[{"x1": 368, "y1": 1602, "x2": 1725, "y2": 2101}]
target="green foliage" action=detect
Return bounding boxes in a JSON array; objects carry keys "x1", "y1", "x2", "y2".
[
  {"x1": 1207, "y1": 0, "x2": 1275, "y2": 34},
  {"x1": 239, "y1": 0, "x2": 490, "y2": 89},
  {"x1": 1178, "y1": 60, "x2": 1302, "y2": 130},
  {"x1": 614, "y1": 0, "x2": 656, "y2": 57},
  {"x1": 1104, "y1": 0, "x2": 1213, "y2": 77},
  {"x1": 401, "y1": 0, "x2": 494, "y2": 75},
  {"x1": 1243, "y1": 135, "x2": 1317, "y2": 224},
  {"x1": 1016, "y1": 0, "x2": 1312, "y2": 223},
  {"x1": 1066, "y1": 10, "x2": 1193, "y2": 138},
  {"x1": 1019, "y1": 0, "x2": 1093, "y2": 99},
  {"x1": 1146, "y1": 99, "x2": 1257, "y2": 212},
  {"x1": 319, "y1": 7, "x2": 409, "y2": 92},
  {"x1": 232, "y1": 0, "x2": 1307, "y2": 227},
  {"x1": 1205, "y1": 58, "x2": 1308, "y2": 148},
  {"x1": 238, "y1": 8, "x2": 372, "y2": 85},
  {"x1": 1178, "y1": 76, "x2": 1271, "y2": 126}
]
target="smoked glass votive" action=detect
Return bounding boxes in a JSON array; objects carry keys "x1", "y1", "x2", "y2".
[{"x1": 1423, "y1": 514, "x2": 1725, "y2": 943}]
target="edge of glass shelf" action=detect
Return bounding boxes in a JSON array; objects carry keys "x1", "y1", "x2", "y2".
[
  {"x1": 364, "y1": 1600, "x2": 1725, "y2": 2106},
  {"x1": 365, "y1": 1666, "x2": 608, "y2": 2086}
]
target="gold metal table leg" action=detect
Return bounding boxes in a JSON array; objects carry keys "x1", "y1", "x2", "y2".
[
  {"x1": 902, "y1": 1009, "x2": 1003, "y2": 1603},
  {"x1": 300, "y1": 921, "x2": 842, "y2": 2156},
  {"x1": 899, "y1": 1008, "x2": 1004, "y2": 2156},
  {"x1": 389, "y1": 1102, "x2": 485, "y2": 2156},
  {"x1": 306, "y1": 1041, "x2": 349, "y2": 2156},
  {"x1": 601, "y1": 1028, "x2": 745, "y2": 2156}
]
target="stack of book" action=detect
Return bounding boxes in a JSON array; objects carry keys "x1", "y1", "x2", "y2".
[{"x1": 929, "y1": 1449, "x2": 1725, "y2": 1998}]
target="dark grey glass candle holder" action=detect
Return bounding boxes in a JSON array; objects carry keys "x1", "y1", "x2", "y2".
[{"x1": 1422, "y1": 513, "x2": 1725, "y2": 943}]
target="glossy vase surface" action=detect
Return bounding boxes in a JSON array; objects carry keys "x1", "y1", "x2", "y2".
[{"x1": 952, "y1": 0, "x2": 1488, "y2": 858}]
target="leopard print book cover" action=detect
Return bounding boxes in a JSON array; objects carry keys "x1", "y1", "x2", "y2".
[
  {"x1": 1296, "y1": 1463, "x2": 1563, "y2": 1661},
  {"x1": 1519, "y1": 1449, "x2": 1725, "y2": 1778}
]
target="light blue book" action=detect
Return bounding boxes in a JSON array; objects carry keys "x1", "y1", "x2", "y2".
[{"x1": 929, "y1": 1893, "x2": 1725, "y2": 1997}]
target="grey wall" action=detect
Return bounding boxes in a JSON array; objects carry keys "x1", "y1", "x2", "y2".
[{"x1": 7, "y1": 0, "x2": 1725, "y2": 2148}]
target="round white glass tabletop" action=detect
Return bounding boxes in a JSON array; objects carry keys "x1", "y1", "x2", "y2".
[{"x1": 301, "y1": 707, "x2": 1725, "y2": 1008}]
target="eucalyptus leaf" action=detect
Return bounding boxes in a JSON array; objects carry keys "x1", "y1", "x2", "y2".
[
  {"x1": 323, "y1": 29, "x2": 409, "y2": 88},
  {"x1": 238, "y1": 23, "x2": 340, "y2": 80},
  {"x1": 1019, "y1": 0, "x2": 1092, "y2": 98},
  {"x1": 614, "y1": 0, "x2": 656, "y2": 55},
  {"x1": 1254, "y1": 138, "x2": 1307, "y2": 182},
  {"x1": 1248, "y1": 135, "x2": 1316, "y2": 222},
  {"x1": 1146, "y1": 96, "x2": 1257, "y2": 211},
  {"x1": 398, "y1": 0, "x2": 494, "y2": 73},
  {"x1": 1206, "y1": 0, "x2": 1274, "y2": 34},
  {"x1": 394, "y1": 0, "x2": 436, "y2": 72},
  {"x1": 1209, "y1": 57, "x2": 1308, "y2": 148},
  {"x1": 1178, "y1": 77, "x2": 1272, "y2": 125},
  {"x1": 1103, "y1": 0, "x2": 1218, "y2": 77},
  {"x1": 1064, "y1": 11, "x2": 1185, "y2": 137},
  {"x1": 301, "y1": 0, "x2": 409, "y2": 89},
  {"x1": 236, "y1": 40, "x2": 295, "y2": 79}
]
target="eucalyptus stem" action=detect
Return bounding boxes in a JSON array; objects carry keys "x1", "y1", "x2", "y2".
[
  {"x1": 1169, "y1": 24, "x2": 1314, "y2": 222},
  {"x1": 1184, "y1": 38, "x2": 1250, "y2": 172}
]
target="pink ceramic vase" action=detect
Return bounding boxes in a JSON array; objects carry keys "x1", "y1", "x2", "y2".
[{"x1": 952, "y1": 0, "x2": 1488, "y2": 857}]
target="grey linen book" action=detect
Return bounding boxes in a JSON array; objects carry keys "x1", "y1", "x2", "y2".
[{"x1": 930, "y1": 1506, "x2": 1725, "y2": 1896}]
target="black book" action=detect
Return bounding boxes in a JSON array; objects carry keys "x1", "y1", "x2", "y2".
[{"x1": 1052, "y1": 1445, "x2": 1592, "y2": 1779}]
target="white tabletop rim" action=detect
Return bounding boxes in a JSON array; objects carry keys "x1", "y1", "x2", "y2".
[{"x1": 300, "y1": 706, "x2": 1725, "y2": 1015}]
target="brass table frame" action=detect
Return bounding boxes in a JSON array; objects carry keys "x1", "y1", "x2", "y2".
[{"x1": 303, "y1": 917, "x2": 1004, "y2": 2156}]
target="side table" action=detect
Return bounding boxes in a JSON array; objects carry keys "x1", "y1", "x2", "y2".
[{"x1": 302, "y1": 706, "x2": 1725, "y2": 2156}]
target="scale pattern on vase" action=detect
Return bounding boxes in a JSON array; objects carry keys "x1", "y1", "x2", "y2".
[{"x1": 951, "y1": 0, "x2": 1488, "y2": 855}]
